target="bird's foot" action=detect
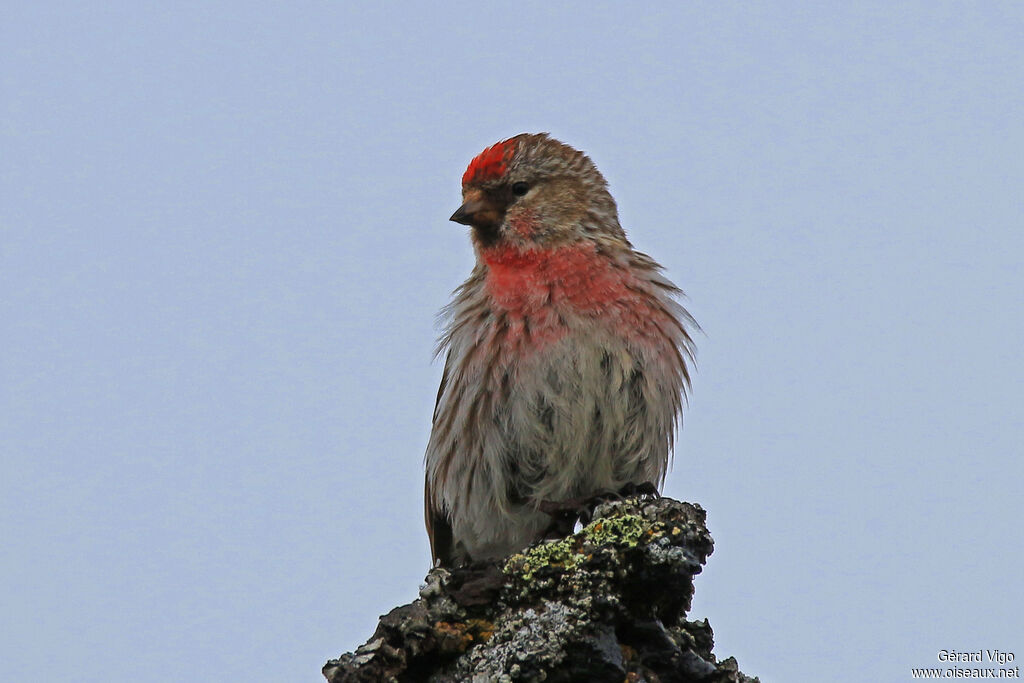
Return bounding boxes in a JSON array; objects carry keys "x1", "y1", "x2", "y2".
[
  {"x1": 537, "y1": 496, "x2": 592, "y2": 539},
  {"x1": 618, "y1": 480, "x2": 661, "y2": 500},
  {"x1": 537, "y1": 482, "x2": 661, "y2": 538}
]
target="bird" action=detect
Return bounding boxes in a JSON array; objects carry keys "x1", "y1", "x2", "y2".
[{"x1": 424, "y1": 133, "x2": 697, "y2": 567}]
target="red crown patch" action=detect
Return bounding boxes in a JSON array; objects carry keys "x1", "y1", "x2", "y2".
[{"x1": 462, "y1": 139, "x2": 517, "y2": 186}]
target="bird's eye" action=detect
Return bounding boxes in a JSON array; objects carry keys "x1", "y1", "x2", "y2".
[{"x1": 511, "y1": 181, "x2": 530, "y2": 196}]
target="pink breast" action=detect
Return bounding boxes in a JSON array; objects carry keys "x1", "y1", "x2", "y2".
[{"x1": 481, "y1": 243, "x2": 664, "y2": 351}]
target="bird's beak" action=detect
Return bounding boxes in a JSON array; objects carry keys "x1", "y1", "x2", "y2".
[{"x1": 449, "y1": 199, "x2": 487, "y2": 226}]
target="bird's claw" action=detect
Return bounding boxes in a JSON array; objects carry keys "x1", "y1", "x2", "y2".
[{"x1": 537, "y1": 481, "x2": 661, "y2": 538}]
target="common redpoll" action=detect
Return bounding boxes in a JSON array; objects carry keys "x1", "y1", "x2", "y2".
[{"x1": 424, "y1": 134, "x2": 696, "y2": 566}]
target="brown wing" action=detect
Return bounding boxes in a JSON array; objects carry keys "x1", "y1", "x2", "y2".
[
  {"x1": 424, "y1": 350, "x2": 454, "y2": 567},
  {"x1": 424, "y1": 476, "x2": 454, "y2": 567}
]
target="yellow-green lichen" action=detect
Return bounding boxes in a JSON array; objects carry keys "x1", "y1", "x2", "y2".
[
  {"x1": 505, "y1": 536, "x2": 581, "y2": 581},
  {"x1": 580, "y1": 513, "x2": 647, "y2": 547},
  {"x1": 504, "y1": 513, "x2": 651, "y2": 581}
]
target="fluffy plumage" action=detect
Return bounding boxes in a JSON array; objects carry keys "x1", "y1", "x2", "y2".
[{"x1": 425, "y1": 134, "x2": 696, "y2": 566}]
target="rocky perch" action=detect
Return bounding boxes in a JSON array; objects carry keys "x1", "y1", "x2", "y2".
[{"x1": 324, "y1": 496, "x2": 758, "y2": 682}]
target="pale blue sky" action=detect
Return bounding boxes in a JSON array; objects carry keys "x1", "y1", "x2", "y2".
[{"x1": 2, "y1": 2, "x2": 1022, "y2": 681}]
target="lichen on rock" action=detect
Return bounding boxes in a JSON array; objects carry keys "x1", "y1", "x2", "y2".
[{"x1": 323, "y1": 496, "x2": 759, "y2": 683}]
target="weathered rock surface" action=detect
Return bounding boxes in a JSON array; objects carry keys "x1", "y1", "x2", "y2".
[{"x1": 324, "y1": 497, "x2": 758, "y2": 682}]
